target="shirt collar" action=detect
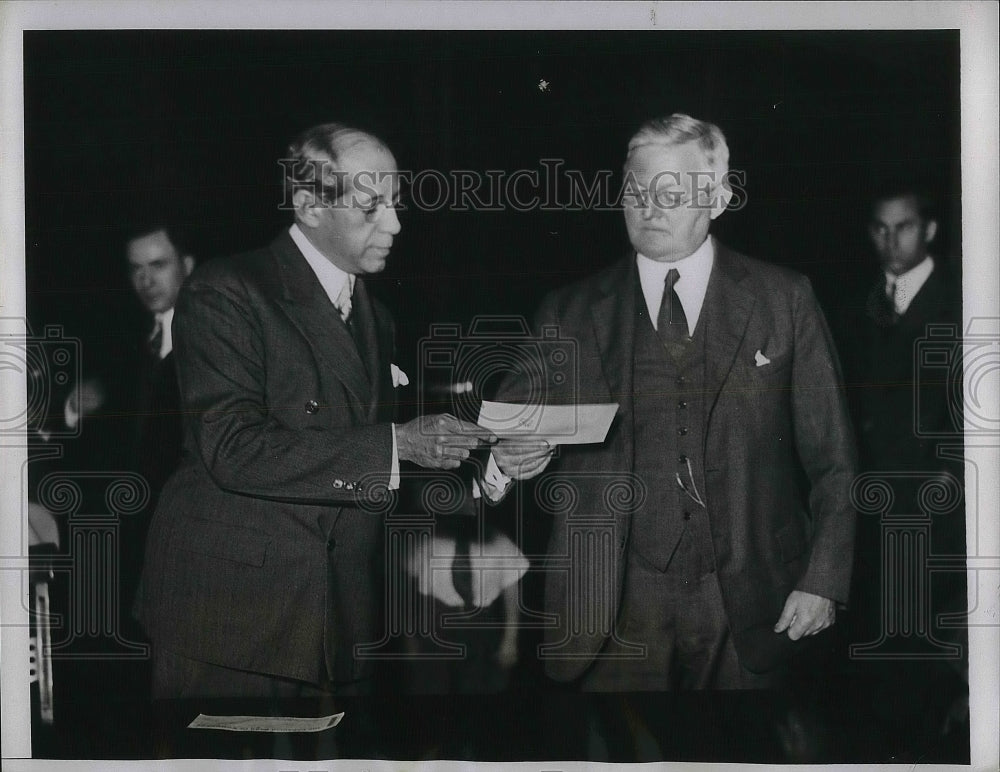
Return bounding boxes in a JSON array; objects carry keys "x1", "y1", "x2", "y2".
[
  {"x1": 289, "y1": 223, "x2": 353, "y2": 306},
  {"x1": 636, "y1": 236, "x2": 715, "y2": 334},
  {"x1": 637, "y1": 236, "x2": 714, "y2": 281},
  {"x1": 154, "y1": 307, "x2": 174, "y2": 359}
]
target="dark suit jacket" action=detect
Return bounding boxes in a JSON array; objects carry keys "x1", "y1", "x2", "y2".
[
  {"x1": 119, "y1": 348, "x2": 185, "y2": 620},
  {"x1": 496, "y1": 239, "x2": 858, "y2": 680},
  {"x1": 839, "y1": 263, "x2": 962, "y2": 473},
  {"x1": 134, "y1": 349, "x2": 184, "y2": 503},
  {"x1": 138, "y1": 230, "x2": 396, "y2": 685}
]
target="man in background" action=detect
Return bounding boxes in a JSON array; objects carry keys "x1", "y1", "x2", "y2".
[
  {"x1": 124, "y1": 224, "x2": 195, "y2": 507},
  {"x1": 838, "y1": 183, "x2": 965, "y2": 659}
]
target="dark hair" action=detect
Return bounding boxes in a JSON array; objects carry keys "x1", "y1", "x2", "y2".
[
  {"x1": 124, "y1": 220, "x2": 194, "y2": 258},
  {"x1": 869, "y1": 180, "x2": 938, "y2": 222},
  {"x1": 283, "y1": 122, "x2": 389, "y2": 206}
]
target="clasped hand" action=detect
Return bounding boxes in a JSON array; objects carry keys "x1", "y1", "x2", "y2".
[
  {"x1": 492, "y1": 438, "x2": 556, "y2": 480},
  {"x1": 396, "y1": 414, "x2": 496, "y2": 469}
]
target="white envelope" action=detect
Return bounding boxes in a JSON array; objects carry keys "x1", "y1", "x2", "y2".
[{"x1": 477, "y1": 400, "x2": 618, "y2": 445}]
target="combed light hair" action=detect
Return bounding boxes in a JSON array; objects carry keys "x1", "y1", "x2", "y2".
[
  {"x1": 627, "y1": 114, "x2": 730, "y2": 180},
  {"x1": 283, "y1": 123, "x2": 387, "y2": 203}
]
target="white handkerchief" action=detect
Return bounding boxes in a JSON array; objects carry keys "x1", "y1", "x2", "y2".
[
  {"x1": 391, "y1": 363, "x2": 409, "y2": 387},
  {"x1": 754, "y1": 350, "x2": 771, "y2": 367},
  {"x1": 405, "y1": 530, "x2": 529, "y2": 609}
]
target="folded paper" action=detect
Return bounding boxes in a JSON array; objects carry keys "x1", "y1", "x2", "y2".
[
  {"x1": 188, "y1": 713, "x2": 344, "y2": 733},
  {"x1": 477, "y1": 401, "x2": 618, "y2": 445}
]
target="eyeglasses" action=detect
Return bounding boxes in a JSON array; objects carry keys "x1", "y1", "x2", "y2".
[
  {"x1": 625, "y1": 186, "x2": 695, "y2": 210},
  {"x1": 318, "y1": 185, "x2": 407, "y2": 223}
]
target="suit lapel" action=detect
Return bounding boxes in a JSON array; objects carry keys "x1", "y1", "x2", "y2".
[
  {"x1": 895, "y1": 266, "x2": 949, "y2": 332},
  {"x1": 590, "y1": 256, "x2": 637, "y2": 470},
  {"x1": 702, "y1": 240, "x2": 756, "y2": 426},
  {"x1": 269, "y1": 232, "x2": 372, "y2": 417}
]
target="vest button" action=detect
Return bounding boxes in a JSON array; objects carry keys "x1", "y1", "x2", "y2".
[
  {"x1": 678, "y1": 454, "x2": 688, "y2": 464},
  {"x1": 305, "y1": 399, "x2": 320, "y2": 414},
  {"x1": 677, "y1": 427, "x2": 688, "y2": 436},
  {"x1": 676, "y1": 376, "x2": 686, "y2": 386},
  {"x1": 326, "y1": 538, "x2": 336, "y2": 551},
  {"x1": 678, "y1": 401, "x2": 687, "y2": 409},
  {"x1": 682, "y1": 511, "x2": 692, "y2": 521}
]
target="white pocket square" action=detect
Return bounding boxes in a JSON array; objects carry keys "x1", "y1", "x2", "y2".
[
  {"x1": 754, "y1": 350, "x2": 771, "y2": 367},
  {"x1": 391, "y1": 363, "x2": 409, "y2": 388}
]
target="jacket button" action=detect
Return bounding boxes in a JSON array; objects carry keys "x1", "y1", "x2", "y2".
[
  {"x1": 305, "y1": 399, "x2": 320, "y2": 414},
  {"x1": 677, "y1": 427, "x2": 688, "y2": 435},
  {"x1": 678, "y1": 454, "x2": 688, "y2": 464},
  {"x1": 682, "y1": 511, "x2": 692, "y2": 521},
  {"x1": 678, "y1": 401, "x2": 687, "y2": 409},
  {"x1": 326, "y1": 538, "x2": 336, "y2": 551}
]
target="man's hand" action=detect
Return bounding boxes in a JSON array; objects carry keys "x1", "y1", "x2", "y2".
[
  {"x1": 492, "y1": 438, "x2": 555, "y2": 481},
  {"x1": 64, "y1": 376, "x2": 107, "y2": 429},
  {"x1": 396, "y1": 414, "x2": 496, "y2": 470},
  {"x1": 774, "y1": 590, "x2": 836, "y2": 640}
]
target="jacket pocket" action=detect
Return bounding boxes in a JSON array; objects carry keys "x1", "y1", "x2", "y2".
[{"x1": 170, "y1": 518, "x2": 271, "y2": 567}]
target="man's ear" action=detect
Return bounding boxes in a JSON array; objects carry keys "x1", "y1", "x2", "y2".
[
  {"x1": 182, "y1": 255, "x2": 195, "y2": 276},
  {"x1": 924, "y1": 219, "x2": 938, "y2": 245},
  {"x1": 709, "y1": 181, "x2": 733, "y2": 221},
  {"x1": 293, "y1": 188, "x2": 321, "y2": 228}
]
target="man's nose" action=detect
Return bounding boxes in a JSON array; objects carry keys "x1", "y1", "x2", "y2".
[
  {"x1": 642, "y1": 198, "x2": 666, "y2": 221},
  {"x1": 379, "y1": 204, "x2": 402, "y2": 235}
]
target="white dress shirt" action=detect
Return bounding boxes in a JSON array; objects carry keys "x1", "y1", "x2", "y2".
[
  {"x1": 886, "y1": 256, "x2": 934, "y2": 316},
  {"x1": 153, "y1": 307, "x2": 175, "y2": 359},
  {"x1": 289, "y1": 224, "x2": 399, "y2": 488},
  {"x1": 478, "y1": 237, "x2": 717, "y2": 501},
  {"x1": 637, "y1": 236, "x2": 714, "y2": 335}
]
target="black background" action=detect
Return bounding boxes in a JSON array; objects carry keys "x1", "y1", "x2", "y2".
[{"x1": 25, "y1": 29, "x2": 961, "y2": 384}]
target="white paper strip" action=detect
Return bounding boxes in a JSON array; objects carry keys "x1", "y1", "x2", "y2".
[
  {"x1": 187, "y1": 712, "x2": 344, "y2": 733},
  {"x1": 477, "y1": 401, "x2": 618, "y2": 444}
]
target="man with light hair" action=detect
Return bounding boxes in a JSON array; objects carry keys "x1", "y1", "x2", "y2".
[{"x1": 487, "y1": 113, "x2": 857, "y2": 690}]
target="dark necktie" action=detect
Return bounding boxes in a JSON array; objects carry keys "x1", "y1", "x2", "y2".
[
  {"x1": 147, "y1": 318, "x2": 163, "y2": 360},
  {"x1": 657, "y1": 268, "x2": 691, "y2": 358},
  {"x1": 871, "y1": 276, "x2": 899, "y2": 327},
  {"x1": 338, "y1": 279, "x2": 369, "y2": 377}
]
